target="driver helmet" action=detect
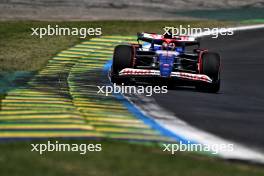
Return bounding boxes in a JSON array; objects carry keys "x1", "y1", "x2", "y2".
[{"x1": 162, "y1": 42, "x2": 175, "y2": 51}]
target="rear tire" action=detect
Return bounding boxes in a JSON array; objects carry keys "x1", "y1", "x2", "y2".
[
  {"x1": 111, "y1": 44, "x2": 134, "y2": 84},
  {"x1": 196, "y1": 52, "x2": 220, "y2": 93}
]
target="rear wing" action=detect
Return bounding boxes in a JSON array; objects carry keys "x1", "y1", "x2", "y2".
[{"x1": 137, "y1": 32, "x2": 200, "y2": 47}]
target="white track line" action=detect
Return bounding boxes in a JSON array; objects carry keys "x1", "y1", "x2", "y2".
[
  {"x1": 194, "y1": 24, "x2": 264, "y2": 37},
  {"x1": 123, "y1": 24, "x2": 264, "y2": 164},
  {"x1": 229, "y1": 24, "x2": 264, "y2": 31}
]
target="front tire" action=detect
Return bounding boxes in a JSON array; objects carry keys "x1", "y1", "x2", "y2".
[
  {"x1": 111, "y1": 44, "x2": 134, "y2": 84},
  {"x1": 196, "y1": 52, "x2": 221, "y2": 93}
]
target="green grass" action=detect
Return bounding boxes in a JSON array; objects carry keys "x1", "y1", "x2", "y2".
[
  {"x1": 0, "y1": 139, "x2": 264, "y2": 176},
  {"x1": 1, "y1": 21, "x2": 264, "y2": 175}
]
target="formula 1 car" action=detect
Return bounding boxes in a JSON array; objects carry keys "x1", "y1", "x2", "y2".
[{"x1": 110, "y1": 32, "x2": 221, "y2": 93}]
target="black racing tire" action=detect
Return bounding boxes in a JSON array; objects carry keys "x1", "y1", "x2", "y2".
[
  {"x1": 196, "y1": 52, "x2": 221, "y2": 93},
  {"x1": 111, "y1": 44, "x2": 134, "y2": 84}
]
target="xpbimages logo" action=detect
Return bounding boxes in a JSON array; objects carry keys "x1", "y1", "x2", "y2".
[
  {"x1": 97, "y1": 83, "x2": 168, "y2": 96},
  {"x1": 31, "y1": 141, "x2": 102, "y2": 155},
  {"x1": 163, "y1": 25, "x2": 234, "y2": 38},
  {"x1": 31, "y1": 25, "x2": 102, "y2": 38},
  {"x1": 162, "y1": 141, "x2": 234, "y2": 155}
]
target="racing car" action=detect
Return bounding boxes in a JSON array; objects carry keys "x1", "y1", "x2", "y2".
[{"x1": 110, "y1": 32, "x2": 221, "y2": 93}]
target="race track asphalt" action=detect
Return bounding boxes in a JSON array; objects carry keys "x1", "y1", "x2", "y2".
[{"x1": 152, "y1": 28, "x2": 264, "y2": 151}]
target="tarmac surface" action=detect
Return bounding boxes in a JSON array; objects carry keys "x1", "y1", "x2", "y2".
[{"x1": 153, "y1": 28, "x2": 264, "y2": 151}]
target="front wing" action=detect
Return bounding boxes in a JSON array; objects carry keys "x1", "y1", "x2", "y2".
[{"x1": 119, "y1": 68, "x2": 212, "y2": 83}]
